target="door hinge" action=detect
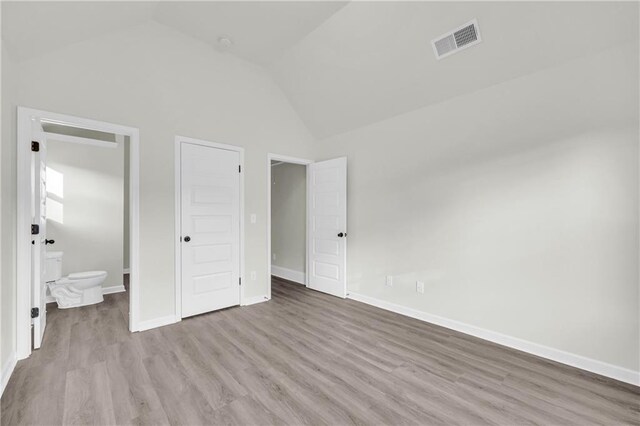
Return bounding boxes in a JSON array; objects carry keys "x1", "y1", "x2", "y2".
[
  {"x1": 31, "y1": 224, "x2": 40, "y2": 235},
  {"x1": 31, "y1": 307, "x2": 39, "y2": 318},
  {"x1": 31, "y1": 141, "x2": 40, "y2": 152},
  {"x1": 239, "y1": 165, "x2": 242, "y2": 173},
  {"x1": 239, "y1": 277, "x2": 242, "y2": 286}
]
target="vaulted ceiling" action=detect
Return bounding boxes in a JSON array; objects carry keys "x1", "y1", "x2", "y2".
[{"x1": 3, "y1": 1, "x2": 638, "y2": 140}]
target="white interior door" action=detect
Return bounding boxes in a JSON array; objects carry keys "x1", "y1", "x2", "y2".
[
  {"x1": 307, "y1": 157, "x2": 347, "y2": 298},
  {"x1": 180, "y1": 142, "x2": 241, "y2": 318},
  {"x1": 31, "y1": 120, "x2": 47, "y2": 349}
]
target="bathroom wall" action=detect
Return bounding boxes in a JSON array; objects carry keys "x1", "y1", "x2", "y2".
[
  {"x1": 271, "y1": 162, "x2": 306, "y2": 279},
  {"x1": 46, "y1": 139, "x2": 124, "y2": 291}
]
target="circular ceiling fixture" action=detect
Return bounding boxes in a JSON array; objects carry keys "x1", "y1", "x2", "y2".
[{"x1": 217, "y1": 36, "x2": 233, "y2": 50}]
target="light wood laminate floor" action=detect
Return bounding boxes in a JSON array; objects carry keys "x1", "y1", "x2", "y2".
[{"x1": 2, "y1": 277, "x2": 639, "y2": 425}]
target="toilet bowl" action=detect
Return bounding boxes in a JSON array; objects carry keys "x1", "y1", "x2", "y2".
[{"x1": 45, "y1": 251, "x2": 107, "y2": 308}]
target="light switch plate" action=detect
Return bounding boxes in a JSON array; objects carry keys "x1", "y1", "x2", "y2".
[
  {"x1": 385, "y1": 275, "x2": 393, "y2": 287},
  {"x1": 250, "y1": 271, "x2": 256, "y2": 280},
  {"x1": 416, "y1": 281, "x2": 425, "y2": 294},
  {"x1": 250, "y1": 214, "x2": 257, "y2": 224}
]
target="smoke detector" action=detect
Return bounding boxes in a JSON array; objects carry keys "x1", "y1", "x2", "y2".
[
  {"x1": 217, "y1": 36, "x2": 233, "y2": 50},
  {"x1": 431, "y1": 19, "x2": 481, "y2": 60}
]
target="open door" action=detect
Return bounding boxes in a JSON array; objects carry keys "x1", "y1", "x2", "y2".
[
  {"x1": 31, "y1": 119, "x2": 47, "y2": 349},
  {"x1": 307, "y1": 157, "x2": 347, "y2": 298}
]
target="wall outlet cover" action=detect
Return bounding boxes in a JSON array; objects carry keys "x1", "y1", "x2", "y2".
[
  {"x1": 386, "y1": 275, "x2": 393, "y2": 287},
  {"x1": 416, "y1": 281, "x2": 425, "y2": 294}
]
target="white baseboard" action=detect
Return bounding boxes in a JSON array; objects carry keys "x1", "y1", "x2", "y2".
[
  {"x1": 347, "y1": 292, "x2": 640, "y2": 386},
  {"x1": 103, "y1": 284, "x2": 126, "y2": 295},
  {"x1": 136, "y1": 315, "x2": 176, "y2": 332},
  {"x1": 271, "y1": 265, "x2": 305, "y2": 285},
  {"x1": 1, "y1": 351, "x2": 17, "y2": 398},
  {"x1": 242, "y1": 294, "x2": 270, "y2": 306},
  {"x1": 45, "y1": 283, "x2": 125, "y2": 304}
]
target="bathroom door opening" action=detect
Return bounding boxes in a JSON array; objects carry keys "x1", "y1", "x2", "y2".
[
  {"x1": 44, "y1": 130, "x2": 128, "y2": 310},
  {"x1": 16, "y1": 107, "x2": 140, "y2": 359}
]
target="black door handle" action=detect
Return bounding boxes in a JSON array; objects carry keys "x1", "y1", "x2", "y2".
[
  {"x1": 337, "y1": 232, "x2": 346, "y2": 238},
  {"x1": 45, "y1": 239, "x2": 55, "y2": 245},
  {"x1": 183, "y1": 236, "x2": 191, "y2": 242}
]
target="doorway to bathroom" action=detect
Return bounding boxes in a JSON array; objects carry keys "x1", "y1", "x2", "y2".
[{"x1": 16, "y1": 107, "x2": 140, "y2": 359}]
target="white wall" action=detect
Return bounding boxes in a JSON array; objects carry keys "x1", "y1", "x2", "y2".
[
  {"x1": 46, "y1": 139, "x2": 124, "y2": 289},
  {"x1": 1, "y1": 21, "x2": 314, "y2": 329},
  {"x1": 1, "y1": 43, "x2": 18, "y2": 376},
  {"x1": 271, "y1": 162, "x2": 306, "y2": 275},
  {"x1": 315, "y1": 43, "x2": 639, "y2": 374}
]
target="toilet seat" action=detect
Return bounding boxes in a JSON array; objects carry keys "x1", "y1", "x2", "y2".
[{"x1": 68, "y1": 271, "x2": 106, "y2": 280}]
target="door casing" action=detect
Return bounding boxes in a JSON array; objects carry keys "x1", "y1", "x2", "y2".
[
  {"x1": 174, "y1": 136, "x2": 245, "y2": 321},
  {"x1": 16, "y1": 107, "x2": 141, "y2": 360}
]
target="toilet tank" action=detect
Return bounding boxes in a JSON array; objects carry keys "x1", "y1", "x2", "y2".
[{"x1": 45, "y1": 251, "x2": 64, "y2": 282}]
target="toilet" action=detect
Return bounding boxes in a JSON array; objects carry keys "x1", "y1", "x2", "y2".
[{"x1": 45, "y1": 251, "x2": 107, "y2": 308}]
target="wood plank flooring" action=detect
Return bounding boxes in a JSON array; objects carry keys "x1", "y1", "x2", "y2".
[{"x1": 2, "y1": 276, "x2": 639, "y2": 425}]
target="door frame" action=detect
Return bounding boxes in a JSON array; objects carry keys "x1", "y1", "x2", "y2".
[
  {"x1": 266, "y1": 153, "x2": 313, "y2": 299},
  {"x1": 174, "y1": 135, "x2": 245, "y2": 321},
  {"x1": 16, "y1": 107, "x2": 141, "y2": 359}
]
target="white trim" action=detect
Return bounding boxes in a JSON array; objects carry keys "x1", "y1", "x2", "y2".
[
  {"x1": 123, "y1": 268, "x2": 130, "y2": 274},
  {"x1": 174, "y1": 136, "x2": 245, "y2": 321},
  {"x1": 1, "y1": 351, "x2": 18, "y2": 398},
  {"x1": 266, "y1": 153, "x2": 313, "y2": 300},
  {"x1": 347, "y1": 292, "x2": 640, "y2": 386},
  {"x1": 44, "y1": 284, "x2": 125, "y2": 304},
  {"x1": 136, "y1": 315, "x2": 177, "y2": 332},
  {"x1": 174, "y1": 139, "x2": 182, "y2": 323},
  {"x1": 271, "y1": 265, "x2": 305, "y2": 285},
  {"x1": 102, "y1": 284, "x2": 126, "y2": 295},
  {"x1": 43, "y1": 131, "x2": 118, "y2": 149},
  {"x1": 17, "y1": 107, "x2": 141, "y2": 355},
  {"x1": 128, "y1": 128, "x2": 140, "y2": 333},
  {"x1": 242, "y1": 294, "x2": 270, "y2": 306}
]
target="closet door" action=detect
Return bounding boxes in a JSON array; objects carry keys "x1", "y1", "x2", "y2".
[
  {"x1": 180, "y1": 142, "x2": 241, "y2": 318},
  {"x1": 307, "y1": 157, "x2": 347, "y2": 298}
]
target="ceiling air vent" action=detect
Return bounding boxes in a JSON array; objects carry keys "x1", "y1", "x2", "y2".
[{"x1": 431, "y1": 19, "x2": 481, "y2": 60}]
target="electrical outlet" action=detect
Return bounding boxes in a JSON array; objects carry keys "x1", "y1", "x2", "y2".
[
  {"x1": 250, "y1": 271, "x2": 256, "y2": 280},
  {"x1": 385, "y1": 275, "x2": 393, "y2": 287},
  {"x1": 416, "y1": 281, "x2": 425, "y2": 294}
]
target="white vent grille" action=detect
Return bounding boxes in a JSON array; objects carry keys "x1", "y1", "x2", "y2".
[{"x1": 431, "y1": 19, "x2": 481, "y2": 60}]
